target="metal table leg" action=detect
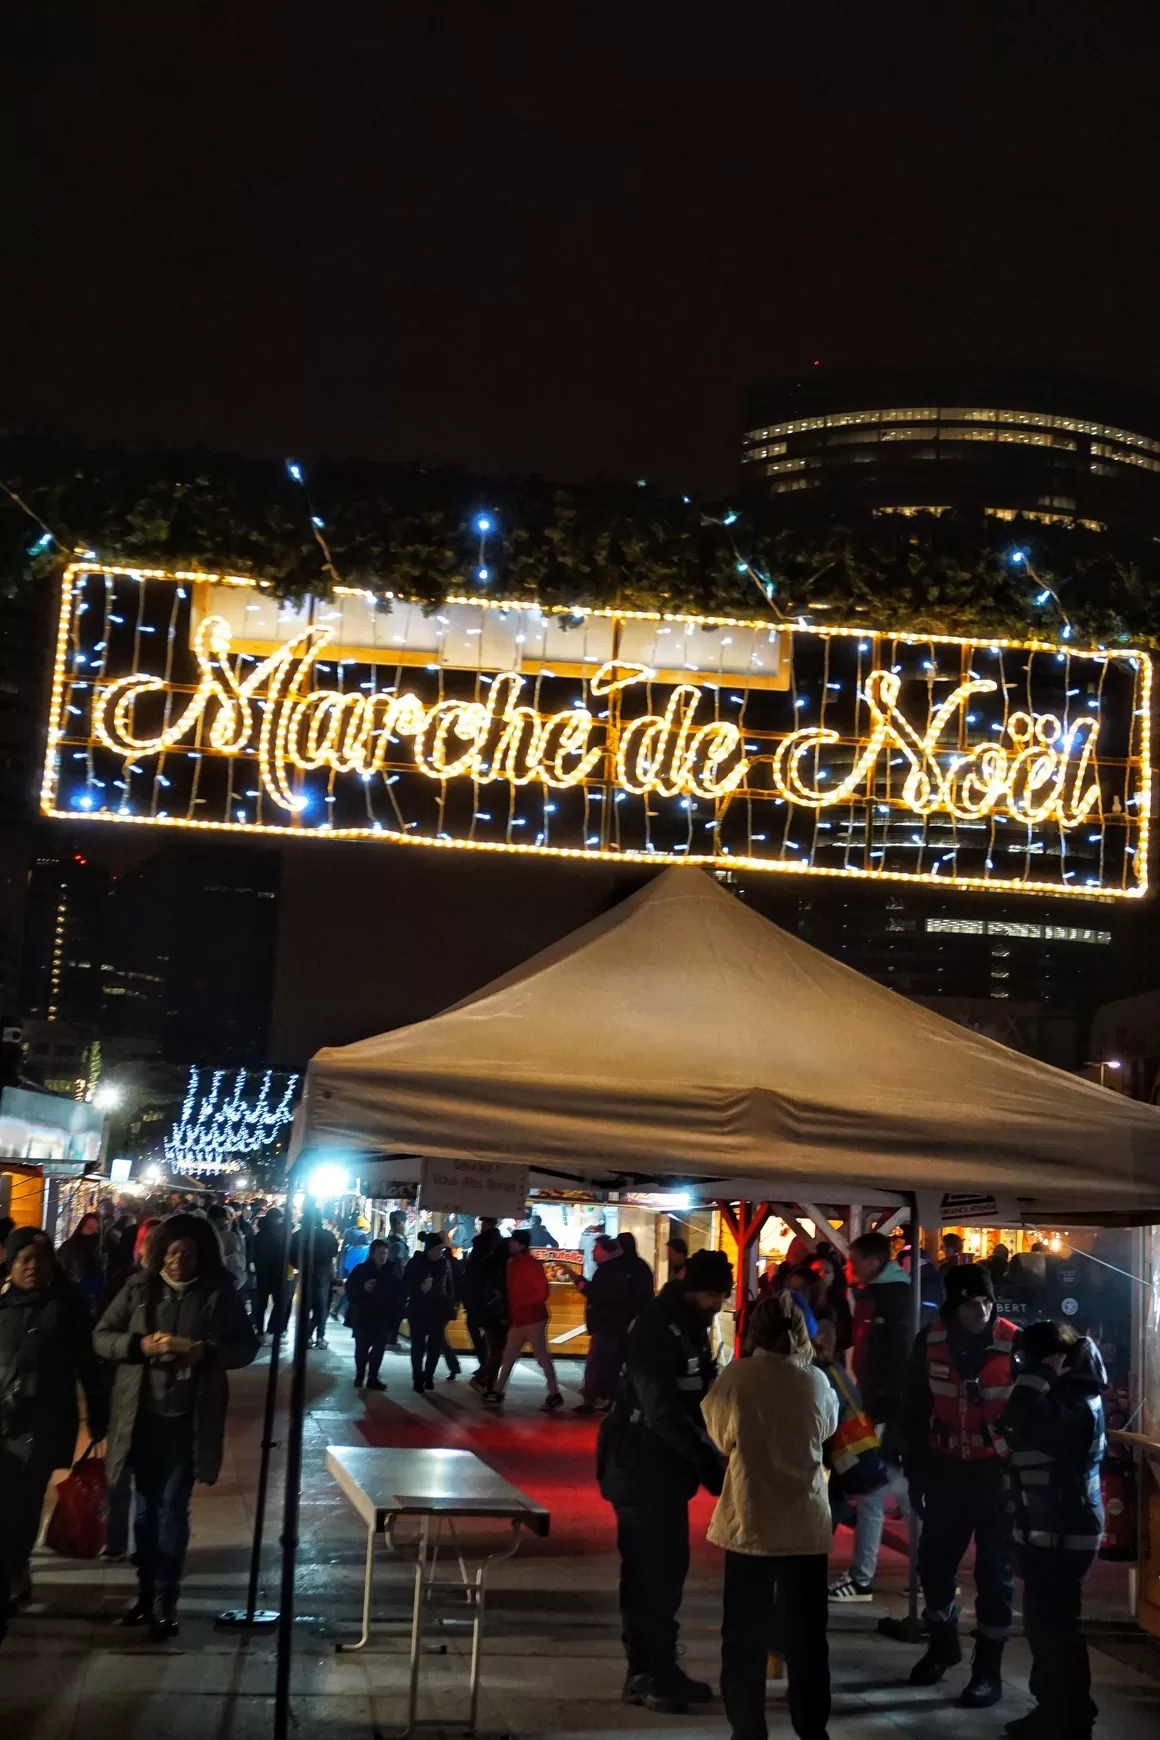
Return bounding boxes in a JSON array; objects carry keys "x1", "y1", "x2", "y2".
[
  {"x1": 466, "y1": 1521, "x2": 522, "y2": 1735},
  {"x1": 406, "y1": 1516, "x2": 432, "y2": 1737},
  {"x1": 336, "y1": 1517, "x2": 378, "y2": 1653}
]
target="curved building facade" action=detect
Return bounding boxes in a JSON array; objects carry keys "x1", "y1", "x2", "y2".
[
  {"x1": 735, "y1": 368, "x2": 1157, "y2": 1069},
  {"x1": 742, "y1": 369, "x2": 1160, "y2": 536}
]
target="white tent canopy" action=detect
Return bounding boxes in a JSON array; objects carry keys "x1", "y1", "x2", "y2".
[{"x1": 298, "y1": 868, "x2": 1160, "y2": 1223}]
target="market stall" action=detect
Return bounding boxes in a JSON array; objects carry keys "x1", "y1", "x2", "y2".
[
  {"x1": 292, "y1": 867, "x2": 1160, "y2": 1642},
  {"x1": 297, "y1": 868, "x2": 1160, "y2": 1222}
]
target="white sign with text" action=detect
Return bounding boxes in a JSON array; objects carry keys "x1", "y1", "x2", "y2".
[{"x1": 418, "y1": 1156, "x2": 530, "y2": 1219}]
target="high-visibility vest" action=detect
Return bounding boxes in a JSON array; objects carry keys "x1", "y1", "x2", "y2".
[{"x1": 926, "y1": 1317, "x2": 1017, "y2": 1461}]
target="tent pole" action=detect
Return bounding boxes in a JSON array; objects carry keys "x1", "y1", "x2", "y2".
[
  {"x1": 878, "y1": 1191, "x2": 925, "y2": 1644},
  {"x1": 274, "y1": 1179, "x2": 314, "y2": 1740},
  {"x1": 216, "y1": 1178, "x2": 295, "y2": 1629}
]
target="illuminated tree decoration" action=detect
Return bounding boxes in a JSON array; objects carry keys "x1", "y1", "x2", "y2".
[{"x1": 165, "y1": 1066, "x2": 300, "y2": 1175}]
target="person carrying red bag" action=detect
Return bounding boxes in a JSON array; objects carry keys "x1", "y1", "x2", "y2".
[{"x1": 0, "y1": 1226, "x2": 107, "y2": 1632}]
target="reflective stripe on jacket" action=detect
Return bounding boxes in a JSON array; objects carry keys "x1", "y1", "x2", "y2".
[{"x1": 926, "y1": 1316, "x2": 1017, "y2": 1461}]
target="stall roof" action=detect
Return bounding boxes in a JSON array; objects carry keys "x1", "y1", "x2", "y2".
[{"x1": 300, "y1": 868, "x2": 1160, "y2": 1223}]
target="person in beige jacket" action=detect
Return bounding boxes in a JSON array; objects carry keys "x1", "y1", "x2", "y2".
[{"x1": 703, "y1": 1293, "x2": 840, "y2": 1740}]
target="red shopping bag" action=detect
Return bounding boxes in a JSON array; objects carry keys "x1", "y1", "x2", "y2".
[{"x1": 45, "y1": 1446, "x2": 109, "y2": 1558}]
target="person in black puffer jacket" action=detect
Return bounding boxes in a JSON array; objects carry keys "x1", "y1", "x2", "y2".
[
  {"x1": 1001, "y1": 1321, "x2": 1107, "y2": 1740},
  {"x1": 0, "y1": 1226, "x2": 107, "y2": 1628},
  {"x1": 94, "y1": 1214, "x2": 258, "y2": 1642},
  {"x1": 575, "y1": 1236, "x2": 637, "y2": 1414},
  {"x1": 347, "y1": 1240, "x2": 395, "y2": 1391},
  {"x1": 463, "y1": 1220, "x2": 509, "y2": 1391},
  {"x1": 597, "y1": 1248, "x2": 733, "y2": 1715}
]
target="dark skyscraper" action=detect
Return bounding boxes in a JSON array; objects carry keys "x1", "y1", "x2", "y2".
[
  {"x1": 19, "y1": 850, "x2": 110, "y2": 1026},
  {"x1": 102, "y1": 842, "x2": 280, "y2": 1067}
]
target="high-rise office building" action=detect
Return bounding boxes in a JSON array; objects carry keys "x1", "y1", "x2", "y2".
[
  {"x1": 738, "y1": 368, "x2": 1160, "y2": 1064},
  {"x1": 19, "y1": 851, "x2": 110, "y2": 1026},
  {"x1": 101, "y1": 842, "x2": 280, "y2": 1066}
]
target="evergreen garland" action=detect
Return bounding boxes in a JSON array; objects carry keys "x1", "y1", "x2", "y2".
[{"x1": 3, "y1": 438, "x2": 1159, "y2": 647}]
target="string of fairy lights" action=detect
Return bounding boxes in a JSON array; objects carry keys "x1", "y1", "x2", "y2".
[
  {"x1": 10, "y1": 458, "x2": 1154, "y2": 897},
  {"x1": 164, "y1": 1066, "x2": 300, "y2": 1175}
]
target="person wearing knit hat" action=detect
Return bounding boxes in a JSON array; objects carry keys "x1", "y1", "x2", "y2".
[
  {"x1": 597, "y1": 1244, "x2": 733, "y2": 1714},
  {"x1": 0, "y1": 1227, "x2": 108, "y2": 1626},
  {"x1": 902, "y1": 1260, "x2": 1019, "y2": 1710}
]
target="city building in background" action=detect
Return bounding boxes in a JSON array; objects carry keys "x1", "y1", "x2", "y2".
[
  {"x1": 738, "y1": 367, "x2": 1160, "y2": 1067},
  {"x1": 0, "y1": 580, "x2": 55, "y2": 1021},
  {"x1": 19, "y1": 851, "x2": 109, "y2": 1026},
  {"x1": 742, "y1": 366, "x2": 1160, "y2": 532},
  {"x1": 16, "y1": 834, "x2": 281, "y2": 1079}
]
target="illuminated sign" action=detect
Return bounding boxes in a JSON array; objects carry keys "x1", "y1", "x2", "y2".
[{"x1": 43, "y1": 563, "x2": 1151, "y2": 898}]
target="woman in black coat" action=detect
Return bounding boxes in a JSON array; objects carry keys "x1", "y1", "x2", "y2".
[
  {"x1": 347, "y1": 1240, "x2": 395, "y2": 1391},
  {"x1": 93, "y1": 1214, "x2": 258, "y2": 1641},
  {"x1": 0, "y1": 1227, "x2": 107, "y2": 1624}
]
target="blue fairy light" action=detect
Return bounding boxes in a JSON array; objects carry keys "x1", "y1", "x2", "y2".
[
  {"x1": 286, "y1": 461, "x2": 304, "y2": 484},
  {"x1": 474, "y1": 514, "x2": 493, "y2": 534},
  {"x1": 723, "y1": 511, "x2": 739, "y2": 526}
]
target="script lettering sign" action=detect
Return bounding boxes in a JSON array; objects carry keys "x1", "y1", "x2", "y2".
[{"x1": 42, "y1": 563, "x2": 1150, "y2": 898}]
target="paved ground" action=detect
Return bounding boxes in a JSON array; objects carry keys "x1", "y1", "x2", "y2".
[{"x1": 5, "y1": 1323, "x2": 1160, "y2": 1739}]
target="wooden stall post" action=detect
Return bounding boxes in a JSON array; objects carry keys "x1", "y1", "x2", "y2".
[{"x1": 715, "y1": 1200, "x2": 771, "y2": 1353}]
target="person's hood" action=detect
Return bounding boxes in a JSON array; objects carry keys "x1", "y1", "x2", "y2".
[
  {"x1": 1061, "y1": 1335, "x2": 1108, "y2": 1394},
  {"x1": 752, "y1": 1346, "x2": 815, "y2": 1372},
  {"x1": 873, "y1": 1260, "x2": 911, "y2": 1287}
]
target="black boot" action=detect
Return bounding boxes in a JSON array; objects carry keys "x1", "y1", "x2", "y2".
[
  {"x1": 961, "y1": 1638, "x2": 1004, "y2": 1708},
  {"x1": 148, "y1": 1589, "x2": 180, "y2": 1642},
  {"x1": 1004, "y1": 1712, "x2": 1046, "y2": 1738},
  {"x1": 909, "y1": 1620, "x2": 962, "y2": 1686},
  {"x1": 121, "y1": 1581, "x2": 154, "y2": 1627}
]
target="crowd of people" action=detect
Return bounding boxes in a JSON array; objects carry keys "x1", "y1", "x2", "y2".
[
  {"x1": 598, "y1": 1228, "x2": 1109, "y2": 1740},
  {"x1": 0, "y1": 1196, "x2": 1114, "y2": 1740}
]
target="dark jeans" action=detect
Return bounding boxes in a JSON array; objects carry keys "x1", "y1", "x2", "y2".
[
  {"x1": 442, "y1": 1334, "x2": 461, "y2": 1377},
  {"x1": 308, "y1": 1277, "x2": 332, "y2": 1343},
  {"x1": 1019, "y1": 1544, "x2": 1098, "y2": 1736},
  {"x1": 722, "y1": 1551, "x2": 830, "y2": 1740},
  {"x1": 409, "y1": 1317, "x2": 444, "y2": 1386},
  {"x1": 131, "y1": 1413, "x2": 196, "y2": 1598},
  {"x1": 253, "y1": 1275, "x2": 292, "y2": 1336},
  {"x1": 918, "y1": 1467, "x2": 1014, "y2": 1639},
  {"x1": 0, "y1": 1443, "x2": 55, "y2": 1591},
  {"x1": 582, "y1": 1331, "x2": 625, "y2": 1403},
  {"x1": 353, "y1": 1331, "x2": 386, "y2": 1383},
  {"x1": 476, "y1": 1321, "x2": 507, "y2": 1389},
  {"x1": 613, "y1": 1490, "x2": 690, "y2": 1680},
  {"x1": 465, "y1": 1309, "x2": 487, "y2": 1364}
]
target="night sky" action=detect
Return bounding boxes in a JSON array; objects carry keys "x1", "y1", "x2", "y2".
[
  {"x1": 6, "y1": 9, "x2": 1160, "y2": 492},
  {"x1": 10, "y1": 9, "x2": 1160, "y2": 1057}
]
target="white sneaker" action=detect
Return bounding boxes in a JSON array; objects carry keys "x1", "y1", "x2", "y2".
[{"x1": 828, "y1": 1575, "x2": 874, "y2": 1603}]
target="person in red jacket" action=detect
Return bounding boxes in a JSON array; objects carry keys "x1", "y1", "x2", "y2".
[{"x1": 483, "y1": 1230, "x2": 563, "y2": 1410}]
